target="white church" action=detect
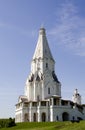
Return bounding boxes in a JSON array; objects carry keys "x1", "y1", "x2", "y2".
[{"x1": 15, "y1": 28, "x2": 85, "y2": 122}]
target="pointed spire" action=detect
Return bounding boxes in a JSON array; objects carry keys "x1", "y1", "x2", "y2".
[{"x1": 33, "y1": 28, "x2": 54, "y2": 62}]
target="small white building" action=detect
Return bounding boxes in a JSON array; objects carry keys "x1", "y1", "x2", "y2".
[{"x1": 15, "y1": 28, "x2": 85, "y2": 122}]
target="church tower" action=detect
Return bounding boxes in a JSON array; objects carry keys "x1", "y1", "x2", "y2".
[
  {"x1": 72, "y1": 89, "x2": 81, "y2": 105},
  {"x1": 25, "y1": 28, "x2": 61, "y2": 101}
]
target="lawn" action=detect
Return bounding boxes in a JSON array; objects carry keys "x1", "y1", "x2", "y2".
[{"x1": 1, "y1": 121, "x2": 85, "y2": 130}]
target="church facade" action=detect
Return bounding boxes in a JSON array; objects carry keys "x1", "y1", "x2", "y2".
[{"x1": 15, "y1": 28, "x2": 85, "y2": 122}]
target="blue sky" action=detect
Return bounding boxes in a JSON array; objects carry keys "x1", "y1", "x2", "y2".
[{"x1": 0, "y1": 0, "x2": 85, "y2": 118}]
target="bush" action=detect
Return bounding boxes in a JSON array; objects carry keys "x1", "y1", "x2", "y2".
[
  {"x1": 0, "y1": 118, "x2": 16, "y2": 128},
  {"x1": 6, "y1": 118, "x2": 16, "y2": 127}
]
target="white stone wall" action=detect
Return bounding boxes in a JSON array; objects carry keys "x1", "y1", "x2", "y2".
[{"x1": 50, "y1": 106, "x2": 84, "y2": 121}]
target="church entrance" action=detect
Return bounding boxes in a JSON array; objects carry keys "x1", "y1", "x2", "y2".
[
  {"x1": 42, "y1": 112, "x2": 46, "y2": 122},
  {"x1": 62, "y1": 112, "x2": 69, "y2": 121},
  {"x1": 24, "y1": 113, "x2": 29, "y2": 122},
  {"x1": 33, "y1": 113, "x2": 37, "y2": 122}
]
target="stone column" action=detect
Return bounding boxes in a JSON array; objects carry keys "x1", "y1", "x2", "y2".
[
  {"x1": 29, "y1": 102, "x2": 32, "y2": 122},
  {"x1": 50, "y1": 98, "x2": 54, "y2": 121},
  {"x1": 37, "y1": 102, "x2": 41, "y2": 122},
  {"x1": 34, "y1": 82, "x2": 36, "y2": 100},
  {"x1": 41, "y1": 82, "x2": 43, "y2": 100}
]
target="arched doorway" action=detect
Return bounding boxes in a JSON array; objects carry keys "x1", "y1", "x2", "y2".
[
  {"x1": 33, "y1": 113, "x2": 37, "y2": 122},
  {"x1": 62, "y1": 112, "x2": 69, "y2": 121},
  {"x1": 42, "y1": 112, "x2": 46, "y2": 122},
  {"x1": 24, "y1": 113, "x2": 28, "y2": 122}
]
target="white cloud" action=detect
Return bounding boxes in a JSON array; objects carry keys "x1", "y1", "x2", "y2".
[{"x1": 49, "y1": 1, "x2": 85, "y2": 56}]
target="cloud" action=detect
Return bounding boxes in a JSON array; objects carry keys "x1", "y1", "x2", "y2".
[{"x1": 49, "y1": 1, "x2": 85, "y2": 56}]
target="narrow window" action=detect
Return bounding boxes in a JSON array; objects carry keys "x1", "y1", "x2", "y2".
[
  {"x1": 46, "y1": 63, "x2": 48, "y2": 68},
  {"x1": 48, "y1": 88, "x2": 50, "y2": 94}
]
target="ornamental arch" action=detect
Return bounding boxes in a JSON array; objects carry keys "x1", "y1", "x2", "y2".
[{"x1": 62, "y1": 112, "x2": 69, "y2": 121}]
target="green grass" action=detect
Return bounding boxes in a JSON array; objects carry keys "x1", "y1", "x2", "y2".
[{"x1": 1, "y1": 121, "x2": 85, "y2": 130}]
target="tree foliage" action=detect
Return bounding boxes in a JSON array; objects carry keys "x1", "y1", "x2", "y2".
[{"x1": 0, "y1": 118, "x2": 16, "y2": 128}]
